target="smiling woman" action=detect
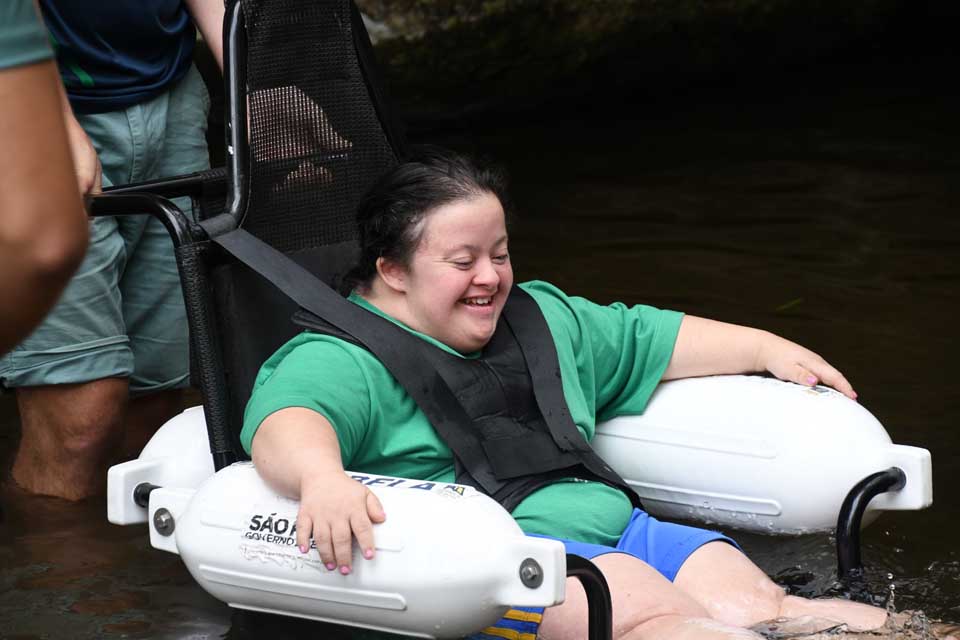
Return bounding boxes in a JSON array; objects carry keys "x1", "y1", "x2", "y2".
[
  {"x1": 370, "y1": 192, "x2": 512, "y2": 353},
  {"x1": 346, "y1": 152, "x2": 514, "y2": 354},
  {"x1": 240, "y1": 147, "x2": 949, "y2": 640}
]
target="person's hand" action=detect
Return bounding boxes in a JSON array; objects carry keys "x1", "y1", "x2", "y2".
[
  {"x1": 250, "y1": 85, "x2": 352, "y2": 163},
  {"x1": 63, "y1": 112, "x2": 102, "y2": 198},
  {"x1": 756, "y1": 332, "x2": 857, "y2": 400},
  {"x1": 295, "y1": 470, "x2": 386, "y2": 575}
]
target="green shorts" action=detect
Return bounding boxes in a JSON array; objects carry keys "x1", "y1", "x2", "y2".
[{"x1": 0, "y1": 65, "x2": 210, "y2": 394}]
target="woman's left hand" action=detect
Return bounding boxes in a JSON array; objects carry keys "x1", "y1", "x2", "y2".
[{"x1": 757, "y1": 332, "x2": 857, "y2": 400}]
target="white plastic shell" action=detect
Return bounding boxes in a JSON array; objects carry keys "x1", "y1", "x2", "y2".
[
  {"x1": 148, "y1": 464, "x2": 565, "y2": 638},
  {"x1": 107, "y1": 405, "x2": 214, "y2": 525},
  {"x1": 593, "y1": 375, "x2": 932, "y2": 533},
  {"x1": 106, "y1": 374, "x2": 934, "y2": 636}
]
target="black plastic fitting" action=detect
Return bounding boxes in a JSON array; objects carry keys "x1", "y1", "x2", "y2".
[
  {"x1": 133, "y1": 482, "x2": 161, "y2": 509},
  {"x1": 836, "y1": 466, "x2": 907, "y2": 582},
  {"x1": 566, "y1": 554, "x2": 613, "y2": 640}
]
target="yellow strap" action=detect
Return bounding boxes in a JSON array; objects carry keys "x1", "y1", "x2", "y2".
[
  {"x1": 502, "y1": 609, "x2": 543, "y2": 623},
  {"x1": 478, "y1": 627, "x2": 537, "y2": 640}
]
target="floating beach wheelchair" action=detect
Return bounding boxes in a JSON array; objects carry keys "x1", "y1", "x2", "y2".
[{"x1": 96, "y1": 1, "x2": 932, "y2": 637}]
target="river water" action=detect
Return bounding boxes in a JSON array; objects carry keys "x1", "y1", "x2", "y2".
[{"x1": 1, "y1": 57, "x2": 957, "y2": 638}]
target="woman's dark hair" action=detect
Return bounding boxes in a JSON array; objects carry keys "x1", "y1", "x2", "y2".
[{"x1": 343, "y1": 146, "x2": 511, "y2": 292}]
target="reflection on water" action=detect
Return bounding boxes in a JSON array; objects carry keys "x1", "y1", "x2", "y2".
[
  {"x1": 1, "y1": 59, "x2": 957, "y2": 637},
  {"x1": 0, "y1": 475, "x2": 229, "y2": 638}
]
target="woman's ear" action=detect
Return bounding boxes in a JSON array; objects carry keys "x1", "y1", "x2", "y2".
[{"x1": 376, "y1": 256, "x2": 407, "y2": 293}]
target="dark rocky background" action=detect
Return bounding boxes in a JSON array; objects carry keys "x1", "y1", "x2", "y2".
[{"x1": 352, "y1": 0, "x2": 959, "y2": 120}]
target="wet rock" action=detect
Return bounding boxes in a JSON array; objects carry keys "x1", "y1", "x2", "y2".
[
  {"x1": 69, "y1": 590, "x2": 150, "y2": 616},
  {"x1": 749, "y1": 616, "x2": 848, "y2": 638},
  {"x1": 933, "y1": 624, "x2": 960, "y2": 639},
  {"x1": 102, "y1": 620, "x2": 152, "y2": 635},
  {"x1": 750, "y1": 611, "x2": 960, "y2": 639}
]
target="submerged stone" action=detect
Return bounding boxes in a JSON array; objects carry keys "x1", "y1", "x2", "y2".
[{"x1": 750, "y1": 611, "x2": 960, "y2": 639}]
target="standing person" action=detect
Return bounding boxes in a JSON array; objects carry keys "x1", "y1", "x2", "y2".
[
  {"x1": 0, "y1": 1, "x2": 88, "y2": 356},
  {"x1": 242, "y1": 148, "x2": 938, "y2": 639},
  {"x1": 1, "y1": 0, "x2": 225, "y2": 500}
]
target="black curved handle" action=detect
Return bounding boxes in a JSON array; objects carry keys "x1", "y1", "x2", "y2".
[
  {"x1": 836, "y1": 466, "x2": 907, "y2": 582},
  {"x1": 566, "y1": 554, "x2": 613, "y2": 640}
]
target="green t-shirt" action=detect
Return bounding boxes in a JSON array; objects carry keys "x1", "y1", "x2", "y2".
[
  {"x1": 242, "y1": 280, "x2": 683, "y2": 546},
  {"x1": 0, "y1": 1, "x2": 53, "y2": 70}
]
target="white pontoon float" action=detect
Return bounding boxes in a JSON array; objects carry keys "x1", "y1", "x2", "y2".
[{"x1": 106, "y1": 375, "x2": 931, "y2": 638}]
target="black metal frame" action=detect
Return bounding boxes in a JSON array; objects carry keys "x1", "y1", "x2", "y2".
[
  {"x1": 567, "y1": 554, "x2": 613, "y2": 639},
  {"x1": 89, "y1": 2, "x2": 616, "y2": 638},
  {"x1": 202, "y1": 0, "x2": 247, "y2": 238},
  {"x1": 836, "y1": 467, "x2": 907, "y2": 583},
  {"x1": 91, "y1": 192, "x2": 197, "y2": 247},
  {"x1": 101, "y1": 166, "x2": 225, "y2": 200},
  {"x1": 90, "y1": 191, "x2": 238, "y2": 475}
]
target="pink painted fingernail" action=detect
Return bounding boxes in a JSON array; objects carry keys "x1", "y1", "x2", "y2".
[
  {"x1": 339, "y1": 565, "x2": 351, "y2": 575},
  {"x1": 299, "y1": 545, "x2": 307, "y2": 554},
  {"x1": 325, "y1": 562, "x2": 336, "y2": 571},
  {"x1": 363, "y1": 548, "x2": 374, "y2": 559},
  {"x1": 806, "y1": 376, "x2": 817, "y2": 385}
]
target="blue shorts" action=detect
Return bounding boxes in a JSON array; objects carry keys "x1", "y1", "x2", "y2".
[{"x1": 469, "y1": 509, "x2": 738, "y2": 640}]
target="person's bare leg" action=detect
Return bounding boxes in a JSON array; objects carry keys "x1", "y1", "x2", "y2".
[
  {"x1": 674, "y1": 541, "x2": 887, "y2": 631},
  {"x1": 12, "y1": 377, "x2": 128, "y2": 500},
  {"x1": 538, "y1": 553, "x2": 764, "y2": 640},
  {"x1": 122, "y1": 388, "x2": 186, "y2": 458}
]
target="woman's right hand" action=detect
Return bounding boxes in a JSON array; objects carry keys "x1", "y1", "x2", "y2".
[
  {"x1": 250, "y1": 407, "x2": 385, "y2": 574},
  {"x1": 296, "y1": 470, "x2": 386, "y2": 574}
]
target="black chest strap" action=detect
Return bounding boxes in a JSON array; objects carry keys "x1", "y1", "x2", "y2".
[
  {"x1": 213, "y1": 228, "x2": 641, "y2": 510},
  {"x1": 214, "y1": 229, "x2": 500, "y2": 491},
  {"x1": 292, "y1": 290, "x2": 580, "y2": 494}
]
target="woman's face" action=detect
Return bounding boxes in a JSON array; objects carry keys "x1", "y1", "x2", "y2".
[{"x1": 393, "y1": 192, "x2": 513, "y2": 353}]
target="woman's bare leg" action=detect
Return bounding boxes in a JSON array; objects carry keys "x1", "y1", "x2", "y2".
[
  {"x1": 539, "y1": 553, "x2": 764, "y2": 640},
  {"x1": 673, "y1": 541, "x2": 886, "y2": 631}
]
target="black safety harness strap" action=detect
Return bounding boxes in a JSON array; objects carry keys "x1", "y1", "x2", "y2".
[
  {"x1": 502, "y1": 291, "x2": 593, "y2": 455},
  {"x1": 211, "y1": 227, "x2": 637, "y2": 507},
  {"x1": 502, "y1": 294, "x2": 633, "y2": 491},
  {"x1": 211, "y1": 228, "x2": 500, "y2": 493}
]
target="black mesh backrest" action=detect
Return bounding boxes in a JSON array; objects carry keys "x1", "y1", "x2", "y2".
[
  {"x1": 202, "y1": 0, "x2": 403, "y2": 457},
  {"x1": 241, "y1": 0, "x2": 402, "y2": 252}
]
